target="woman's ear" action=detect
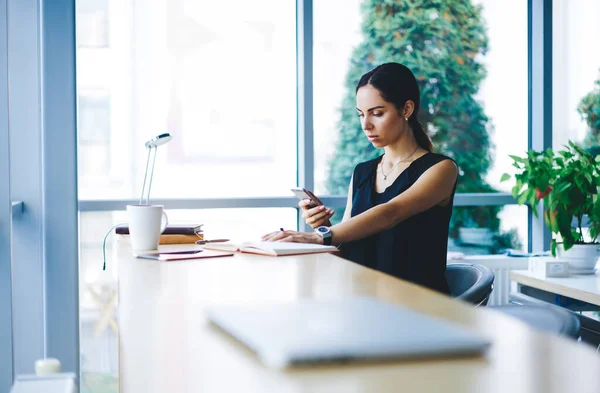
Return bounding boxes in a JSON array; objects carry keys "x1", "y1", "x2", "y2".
[{"x1": 403, "y1": 100, "x2": 415, "y2": 119}]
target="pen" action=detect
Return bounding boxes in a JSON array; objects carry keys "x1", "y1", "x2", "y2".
[
  {"x1": 159, "y1": 250, "x2": 203, "y2": 255},
  {"x1": 195, "y1": 239, "x2": 230, "y2": 245}
]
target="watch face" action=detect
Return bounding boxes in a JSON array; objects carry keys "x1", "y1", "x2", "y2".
[
  {"x1": 316, "y1": 226, "x2": 332, "y2": 245},
  {"x1": 317, "y1": 226, "x2": 329, "y2": 235}
]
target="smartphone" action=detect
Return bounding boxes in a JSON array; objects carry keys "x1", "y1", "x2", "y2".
[{"x1": 290, "y1": 187, "x2": 324, "y2": 208}]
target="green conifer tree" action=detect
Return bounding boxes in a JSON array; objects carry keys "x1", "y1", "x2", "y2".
[
  {"x1": 327, "y1": 0, "x2": 500, "y2": 236},
  {"x1": 579, "y1": 74, "x2": 600, "y2": 155}
]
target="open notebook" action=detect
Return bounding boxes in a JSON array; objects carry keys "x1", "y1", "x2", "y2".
[{"x1": 203, "y1": 241, "x2": 338, "y2": 256}]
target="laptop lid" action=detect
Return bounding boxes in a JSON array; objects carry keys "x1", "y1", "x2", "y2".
[{"x1": 206, "y1": 296, "x2": 490, "y2": 368}]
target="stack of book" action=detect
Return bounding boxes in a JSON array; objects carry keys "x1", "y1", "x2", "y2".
[{"x1": 116, "y1": 224, "x2": 203, "y2": 244}]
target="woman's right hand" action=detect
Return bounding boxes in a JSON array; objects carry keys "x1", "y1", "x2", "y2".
[{"x1": 299, "y1": 199, "x2": 334, "y2": 228}]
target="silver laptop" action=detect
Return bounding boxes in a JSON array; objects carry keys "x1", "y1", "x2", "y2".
[{"x1": 206, "y1": 296, "x2": 490, "y2": 368}]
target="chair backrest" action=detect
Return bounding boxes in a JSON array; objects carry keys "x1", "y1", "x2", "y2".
[
  {"x1": 445, "y1": 263, "x2": 495, "y2": 306},
  {"x1": 493, "y1": 304, "x2": 581, "y2": 339}
]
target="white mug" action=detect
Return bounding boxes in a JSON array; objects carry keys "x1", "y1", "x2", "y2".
[{"x1": 126, "y1": 204, "x2": 168, "y2": 251}]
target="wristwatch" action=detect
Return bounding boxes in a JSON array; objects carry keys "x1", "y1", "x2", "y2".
[{"x1": 315, "y1": 226, "x2": 333, "y2": 246}]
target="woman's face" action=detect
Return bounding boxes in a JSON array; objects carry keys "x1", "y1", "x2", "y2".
[{"x1": 356, "y1": 84, "x2": 406, "y2": 148}]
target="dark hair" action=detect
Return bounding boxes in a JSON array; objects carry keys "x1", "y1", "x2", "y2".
[{"x1": 356, "y1": 62, "x2": 433, "y2": 151}]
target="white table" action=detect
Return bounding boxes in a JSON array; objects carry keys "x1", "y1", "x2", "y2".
[
  {"x1": 118, "y1": 243, "x2": 600, "y2": 393},
  {"x1": 511, "y1": 269, "x2": 600, "y2": 349},
  {"x1": 510, "y1": 270, "x2": 600, "y2": 307}
]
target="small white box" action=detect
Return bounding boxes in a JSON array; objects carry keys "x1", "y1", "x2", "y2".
[{"x1": 529, "y1": 257, "x2": 569, "y2": 277}]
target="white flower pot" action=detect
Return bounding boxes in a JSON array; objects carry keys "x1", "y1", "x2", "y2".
[{"x1": 556, "y1": 244, "x2": 600, "y2": 273}]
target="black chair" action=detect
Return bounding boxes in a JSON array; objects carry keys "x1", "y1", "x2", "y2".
[
  {"x1": 491, "y1": 292, "x2": 581, "y2": 339},
  {"x1": 445, "y1": 263, "x2": 495, "y2": 306}
]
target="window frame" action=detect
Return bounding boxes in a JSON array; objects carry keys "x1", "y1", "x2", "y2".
[
  {"x1": 1, "y1": 1, "x2": 13, "y2": 391},
  {"x1": 1, "y1": 0, "x2": 79, "y2": 387}
]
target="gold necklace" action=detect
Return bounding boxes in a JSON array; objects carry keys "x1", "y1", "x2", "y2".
[{"x1": 381, "y1": 146, "x2": 420, "y2": 180}]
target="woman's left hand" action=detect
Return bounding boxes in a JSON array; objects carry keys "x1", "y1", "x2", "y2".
[{"x1": 261, "y1": 229, "x2": 323, "y2": 244}]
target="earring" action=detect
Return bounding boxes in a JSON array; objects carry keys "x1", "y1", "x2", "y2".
[{"x1": 404, "y1": 117, "x2": 408, "y2": 121}]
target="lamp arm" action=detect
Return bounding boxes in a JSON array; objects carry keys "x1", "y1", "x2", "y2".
[
  {"x1": 140, "y1": 133, "x2": 172, "y2": 205},
  {"x1": 140, "y1": 147, "x2": 152, "y2": 205},
  {"x1": 145, "y1": 147, "x2": 158, "y2": 205}
]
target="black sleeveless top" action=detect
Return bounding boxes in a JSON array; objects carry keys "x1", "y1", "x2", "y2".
[{"x1": 341, "y1": 152, "x2": 456, "y2": 295}]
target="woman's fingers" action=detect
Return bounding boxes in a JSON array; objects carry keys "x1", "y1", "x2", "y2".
[
  {"x1": 308, "y1": 210, "x2": 330, "y2": 225},
  {"x1": 277, "y1": 235, "x2": 296, "y2": 243},
  {"x1": 303, "y1": 208, "x2": 334, "y2": 228},
  {"x1": 263, "y1": 230, "x2": 303, "y2": 242},
  {"x1": 304, "y1": 209, "x2": 327, "y2": 223},
  {"x1": 298, "y1": 199, "x2": 313, "y2": 210},
  {"x1": 320, "y1": 210, "x2": 335, "y2": 224},
  {"x1": 301, "y1": 205, "x2": 326, "y2": 220},
  {"x1": 310, "y1": 214, "x2": 334, "y2": 228},
  {"x1": 262, "y1": 230, "x2": 285, "y2": 241},
  {"x1": 276, "y1": 233, "x2": 317, "y2": 243},
  {"x1": 264, "y1": 231, "x2": 321, "y2": 244},
  {"x1": 292, "y1": 202, "x2": 337, "y2": 229}
]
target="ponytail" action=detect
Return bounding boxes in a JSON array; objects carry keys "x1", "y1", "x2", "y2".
[{"x1": 409, "y1": 116, "x2": 433, "y2": 152}]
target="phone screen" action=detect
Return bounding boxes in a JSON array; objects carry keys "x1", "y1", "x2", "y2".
[{"x1": 290, "y1": 188, "x2": 322, "y2": 207}]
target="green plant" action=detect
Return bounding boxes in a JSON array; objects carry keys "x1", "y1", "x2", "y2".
[
  {"x1": 501, "y1": 141, "x2": 600, "y2": 255},
  {"x1": 326, "y1": 0, "x2": 500, "y2": 235}
]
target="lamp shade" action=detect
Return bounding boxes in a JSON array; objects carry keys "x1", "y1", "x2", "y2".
[
  {"x1": 140, "y1": 133, "x2": 172, "y2": 204},
  {"x1": 145, "y1": 133, "x2": 173, "y2": 148}
]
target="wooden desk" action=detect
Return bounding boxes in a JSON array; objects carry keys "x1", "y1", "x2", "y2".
[
  {"x1": 118, "y1": 244, "x2": 600, "y2": 393},
  {"x1": 510, "y1": 270, "x2": 600, "y2": 307}
]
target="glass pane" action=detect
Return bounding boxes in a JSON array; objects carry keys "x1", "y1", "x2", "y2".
[
  {"x1": 449, "y1": 205, "x2": 528, "y2": 255},
  {"x1": 313, "y1": 0, "x2": 527, "y2": 242},
  {"x1": 76, "y1": 0, "x2": 109, "y2": 48},
  {"x1": 79, "y1": 208, "x2": 297, "y2": 387},
  {"x1": 553, "y1": 0, "x2": 600, "y2": 152},
  {"x1": 77, "y1": 0, "x2": 297, "y2": 200},
  {"x1": 313, "y1": 0, "x2": 362, "y2": 195}
]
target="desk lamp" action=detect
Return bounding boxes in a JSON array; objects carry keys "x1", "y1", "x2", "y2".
[
  {"x1": 140, "y1": 133, "x2": 172, "y2": 205},
  {"x1": 103, "y1": 133, "x2": 173, "y2": 270}
]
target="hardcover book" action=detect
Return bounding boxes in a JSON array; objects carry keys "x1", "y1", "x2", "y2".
[{"x1": 116, "y1": 224, "x2": 203, "y2": 236}]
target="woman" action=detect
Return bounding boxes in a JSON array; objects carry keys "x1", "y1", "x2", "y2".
[{"x1": 262, "y1": 62, "x2": 458, "y2": 295}]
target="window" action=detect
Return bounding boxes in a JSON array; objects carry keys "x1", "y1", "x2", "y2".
[
  {"x1": 450, "y1": 205, "x2": 528, "y2": 254},
  {"x1": 79, "y1": 91, "x2": 111, "y2": 144},
  {"x1": 553, "y1": 0, "x2": 600, "y2": 152},
  {"x1": 76, "y1": 0, "x2": 109, "y2": 48},
  {"x1": 313, "y1": 0, "x2": 528, "y2": 253},
  {"x1": 78, "y1": 208, "x2": 296, "y2": 385},
  {"x1": 77, "y1": 0, "x2": 297, "y2": 200},
  {"x1": 78, "y1": 91, "x2": 111, "y2": 184},
  {"x1": 77, "y1": 0, "x2": 298, "y2": 386},
  {"x1": 312, "y1": 0, "x2": 362, "y2": 195}
]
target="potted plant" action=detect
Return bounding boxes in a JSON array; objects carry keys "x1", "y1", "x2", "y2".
[{"x1": 502, "y1": 141, "x2": 600, "y2": 272}]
